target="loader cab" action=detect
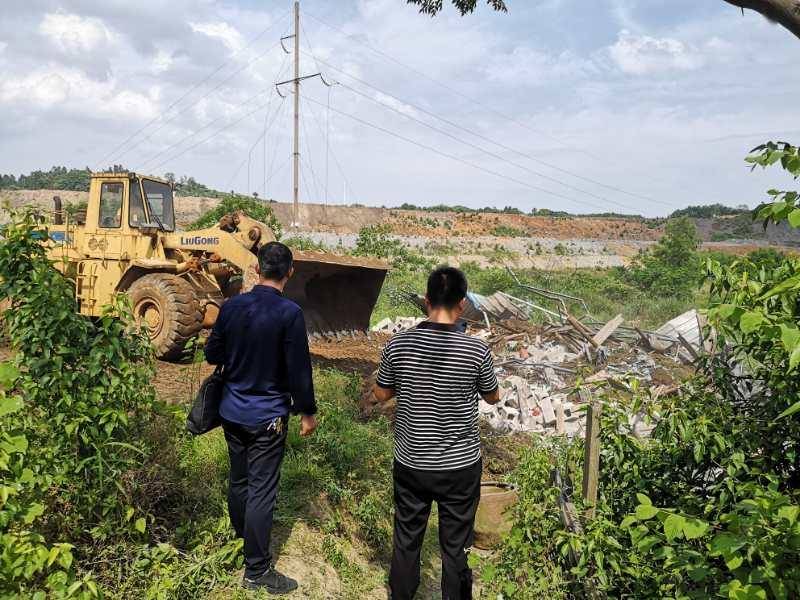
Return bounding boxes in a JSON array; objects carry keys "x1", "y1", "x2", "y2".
[{"x1": 82, "y1": 173, "x2": 175, "y2": 258}]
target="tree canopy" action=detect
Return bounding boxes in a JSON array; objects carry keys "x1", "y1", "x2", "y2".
[{"x1": 406, "y1": 0, "x2": 507, "y2": 16}]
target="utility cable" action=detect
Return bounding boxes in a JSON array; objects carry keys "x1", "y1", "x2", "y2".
[
  {"x1": 334, "y1": 79, "x2": 645, "y2": 213},
  {"x1": 147, "y1": 93, "x2": 285, "y2": 174},
  {"x1": 302, "y1": 95, "x2": 617, "y2": 214},
  {"x1": 95, "y1": 7, "x2": 291, "y2": 169},
  {"x1": 226, "y1": 93, "x2": 287, "y2": 191},
  {"x1": 124, "y1": 38, "x2": 287, "y2": 169},
  {"x1": 305, "y1": 10, "x2": 601, "y2": 159},
  {"x1": 302, "y1": 94, "x2": 358, "y2": 206},
  {"x1": 139, "y1": 55, "x2": 291, "y2": 174},
  {"x1": 306, "y1": 54, "x2": 669, "y2": 209}
]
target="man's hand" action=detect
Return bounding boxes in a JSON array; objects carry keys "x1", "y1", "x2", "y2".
[
  {"x1": 299, "y1": 414, "x2": 318, "y2": 437},
  {"x1": 481, "y1": 388, "x2": 501, "y2": 405}
]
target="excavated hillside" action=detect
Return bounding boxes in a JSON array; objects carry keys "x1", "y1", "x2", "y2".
[{"x1": 3, "y1": 189, "x2": 799, "y2": 247}]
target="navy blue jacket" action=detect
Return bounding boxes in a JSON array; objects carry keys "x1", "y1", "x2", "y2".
[{"x1": 205, "y1": 285, "x2": 316, "y2": 426}]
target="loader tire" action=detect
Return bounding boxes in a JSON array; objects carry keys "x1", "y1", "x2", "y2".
[{"x1": 127, "y1": 273, "x2": 203, "y2": 361}]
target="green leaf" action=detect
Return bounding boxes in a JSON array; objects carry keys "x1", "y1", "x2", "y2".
[
  {"x1": 780, "y1": 325, "x2": 800, "y2": 353},
  {"x1": 788, "y1": 208, "x2": 800, "y2": 228},
  {"x1": 663, "y1": 513, "x2": 684, "y2": 541},
  {"x1": 620, "y1": 515, "x2": 638, "y2": 529},
  {"x1": 760, "y1": 274, "x2": 800, "y2": 300},
  {"x1": 778, "y1": 505, "x2": 799, "y2": 524},
  {"x1": 731, "y1": 584, "x2": 768, "y2": 600},
  {"x1": 135, "y1": 517, "x2": 146, "y2": 534},
  {"x1": 636, "y1": 493, "x2": 652, "y2": 506},
  {"x1": 635, "y1": 504, "x2": 659, "y2": 520},
  {"x1": 23, "y1": 502, "x2": 44, "y2": 524},
  {"x1": 714, "y1": 303, "x2": 738, "y2": 320},
  {"x1": 0, "y1": 363, "x2": 19, "y2": 389},
  {"x1": 711, "y1": 532, "x2": 746, "y2": 555},
  {"x1": 725, "y1": 552, "x2": 744, "y2": 570},
  {"x1": 636, "y1": 535, "x2": 660, "y2": 553},
  {"x1": 739, "y1": 311, "x2": 766, "y2": 334},
  {"x1": 0, "y1": 395, "x2": 23, "y2": 418},
  {"x1": 682, "y1": 517, "x2": 709, "y2": 540},
  {"x1": 777, "y1": 401, "x2": 800, "y2": 419}
]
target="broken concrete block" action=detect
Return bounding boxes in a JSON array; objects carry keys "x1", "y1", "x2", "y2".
[{"x1": 537, "y1": 395, "x2": 557, "y2": 426}]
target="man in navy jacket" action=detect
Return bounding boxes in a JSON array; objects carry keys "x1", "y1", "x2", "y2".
[{"x1": 205, "y1": 241, "x2": 317, "y2": 594}]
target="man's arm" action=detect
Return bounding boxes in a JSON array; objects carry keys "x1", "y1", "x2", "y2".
[
  {"x1": 285, "y1": 309, "x2": 317, "y2": 427},
  {"x1": 204, "y1": 304, "x2": 228, "y2": 365},
  {"x1": 373, "y1": 385, "x2": 395, "y2": 402},
  {"x1": 478, "y1": 346, "x2": 500, "y2": 405},
  {"x1": 373, "y1": 343, "x2": 396, "y2": 400}
]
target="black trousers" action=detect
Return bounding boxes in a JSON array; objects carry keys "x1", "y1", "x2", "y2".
[
  {"x1": 389, "y1": 459, "x2": 482, "y2": 600},
  {"x1": 222, "y1": 416, "x2": 288, "y2": 579}
]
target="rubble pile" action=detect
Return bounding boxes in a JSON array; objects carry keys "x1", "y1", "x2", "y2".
[
  {"x1": 361, "y1": 272, "x2": 704, "y2": 438},
  {"x1": 361, "y1": 307, "x2": 702, "y2": 437}
]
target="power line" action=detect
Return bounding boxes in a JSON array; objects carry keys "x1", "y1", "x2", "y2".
[
  {"x1": 139, "y1": 55, "x2": 292, "y2": 175},
  {"x1": 146, "y1": 92, "x2": 285, "y2": 174},
  {"x1": 302, "y1": 94, "x2": 358, "y2": 206},
  {"x1": 302, "y1": 95, "x2": 616, "y2": 214},
  {"x1": 95, "y1": 7, "x2": 291, "y2": 169},
  {"x1": 122, "y1": 37, "x2": 288, "y2": 168},
  {"x1": 299, "y1": 97, "x2": 323, "y2": 203},
  {"x1": 304, "y1": 9, "x2": 602, "y2": 160},
  {"x1": 307, "y1": 54, "x2": 668, "y2": 208},
  {"x1": 334, "y1": 79, "x2": 647, "y2": 214}
]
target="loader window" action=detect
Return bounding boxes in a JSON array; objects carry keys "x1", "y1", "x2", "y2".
[
  {"x1": 129, "y1": 180, "x2": 146, "y2": 227},
  {"x1": 98, "y1": 182, "x2": 123, "y2": 228},
  {"x1": 142, "y1": 179, "x2": 175, "y2": 231}
]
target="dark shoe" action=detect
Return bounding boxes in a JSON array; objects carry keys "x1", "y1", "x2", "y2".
[{"x1": 242, "y1": 567, "x2": 298, "y2": 594}]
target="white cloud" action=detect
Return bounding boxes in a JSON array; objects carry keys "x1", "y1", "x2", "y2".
[
  {"x1": 152, "y1": 49, "x2": 174, "y2": 73},
  {"x1": 39, "y1": 13, "x2": 115, "y2": 54},
  {"x1": 0, "y1": 67, "x2": 157, "y2": 120},
  {"x1": 373, "y1": 91, "x2": 418, "y2": 118},
  {"x1": 189, "y1": 21, "x2": 244, "y2": 53},
  {"x1": 608, "y1": 30, "x2": 703, "y2": 75}
]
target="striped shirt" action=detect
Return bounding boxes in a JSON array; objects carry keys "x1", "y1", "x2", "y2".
[{"x1": 377, "y1": 321, "x2": 499, "y2": 471}]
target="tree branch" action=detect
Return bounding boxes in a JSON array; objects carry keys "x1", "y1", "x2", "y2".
[{"x1": 723, "y1": 0, "x2": 800, "y2": 40}]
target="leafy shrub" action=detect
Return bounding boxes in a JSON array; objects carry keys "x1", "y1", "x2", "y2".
[
  {"x1": 282, "y1": 236, "x2": 328, "y2": 252},
  {"x1": 189, "y1": 194, "x2": 282, "y2": 238},
  {"x1": 622, "y1": 216, "x2": 702, "y2": 299},
  {"x1": 353, "y1": 224, "x2": 433, "y2": 272},
  {"x1": 491, "y1": 225, "x2": 527, "y2": 237},
  {"x1": 0, "y1": 210, "x2": 157, "y2": 597},
  {"x1": 478, "y1": 143, "x2": 800, "y2": 599}
]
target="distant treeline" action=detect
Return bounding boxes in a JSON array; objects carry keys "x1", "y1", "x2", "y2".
[
  {"x1": 0, "y1": 166, "x2": 233, "y2": 199},
  {"x1": 670, "y1": 203, "x2": 750, "y2": 218}
]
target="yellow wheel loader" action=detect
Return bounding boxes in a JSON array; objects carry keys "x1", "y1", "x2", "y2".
[{"x1": 43, "y1": 172, "x2": 388, "y2": 360}]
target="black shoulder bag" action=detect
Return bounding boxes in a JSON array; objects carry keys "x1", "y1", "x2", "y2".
[{"x1": 187, "y1": 365, "x2": 224, "y2": 435}]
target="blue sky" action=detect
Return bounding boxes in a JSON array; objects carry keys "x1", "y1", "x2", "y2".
[{"x1": 0, "y1": 0, "x2": 798, "y2": 216}]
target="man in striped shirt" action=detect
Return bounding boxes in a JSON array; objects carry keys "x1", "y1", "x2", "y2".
[{"x1": 374, "y1": 266, "x2": 500, "y2": 600}]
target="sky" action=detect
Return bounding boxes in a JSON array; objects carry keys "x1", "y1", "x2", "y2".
[{"x1": 1, "y1": 0, "x2": 798, "y2": 217}]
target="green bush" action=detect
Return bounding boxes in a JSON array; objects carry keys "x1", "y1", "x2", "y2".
[
  {"x1": 622, "y1": 216, "x2": 703, "y2": 299},
  {"x1": 478, "y1": 143, "x2": 800, "y2": 599},
  {"x1": 188, "y1": 194, "x2": 282, "y2": 238},
  {"x1": 0, "y1": 209, "x2": 157, "y2": 597}
]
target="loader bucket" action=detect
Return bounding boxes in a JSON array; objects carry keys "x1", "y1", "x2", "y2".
[{"x1": 284, "y1": 251, "x2": 388, "y2": 334}]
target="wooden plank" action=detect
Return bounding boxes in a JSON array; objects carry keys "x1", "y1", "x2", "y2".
[
  {"x1": 592, "y1": 313, "x2": 624, "y2": 347},
  {"x1": 566, "y1": 313, "x2": 600, "y2": 348},
  {"x1": 581, "y1": 391, "x2": 602, "y2": 520}
]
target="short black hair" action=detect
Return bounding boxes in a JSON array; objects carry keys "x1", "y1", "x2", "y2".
[
  {"x1": 258, "y1": 241, "x2": 293, "y2": 280},
  {"x1": 426, "y1": 266, "x2": 468, "y2": 309}
]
